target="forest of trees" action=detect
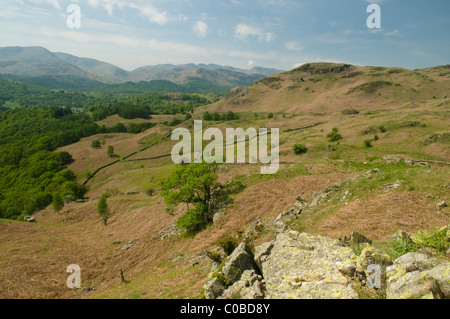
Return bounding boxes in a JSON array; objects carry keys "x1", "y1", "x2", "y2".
[
  {"x1": 0, "y1": 107, "x2": 99, "y2": 219},
  {"x1": 90, "y1": 93, "x2": 212, "y2": 121},
  {"x1": 0, "y1": 77, "x2": 220, "y2": 220}
]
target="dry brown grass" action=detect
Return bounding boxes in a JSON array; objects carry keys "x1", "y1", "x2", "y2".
[{"x1": 300, "y1": 192, "x2": 450, "y2": 241}]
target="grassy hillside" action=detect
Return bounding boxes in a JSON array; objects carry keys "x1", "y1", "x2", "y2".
[{"x1": 0, "y1": 63, "x2": 448, "y2": 299}]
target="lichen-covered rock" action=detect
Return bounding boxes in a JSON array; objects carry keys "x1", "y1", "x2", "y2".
[
  {"x1": 203, "y1": 277, "x2": 226, "y2": 300},
  {"x1": 254, "y1": 241, "x2": 274, "y2": 271},
  {"x1": 386, "y1": 271, "x2": 443, "y2": 299},
  {"x1": 424, "y1": 264, "x2": 450, "y2": 298},
  {"x1": 222, "y1": 243, "x2": 258, "y2": 283},
  {"x1": 356, "y1": 246, "x2": 393, "y2": 288},
  {"x1": 386, "y1": 252, "x2": 448, "y2": 299},
  {"x1": 220, "y1": 270, "x2": 265, "y2": 299},
  {"x1": 259, "y1": 231, "x2": 359, "y2": 299}
]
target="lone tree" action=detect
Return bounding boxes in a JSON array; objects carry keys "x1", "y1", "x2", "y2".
[
  {"x1": 161, "y1": 162, "x2": 220, "y2": 234},
  {"x1": 91, "y1": 140, "x2": 101, "y2": 149},
  {"x1": 327, "y1": 127, "x2": 343, "y2": 142},
  {"x1": 107, "y1": 145, "x2": 115, "y2": 158},
  {"x1": 52, "y1": 193, "x2": 64, "y2": 212},
  {"x1": 97, "y1": 194, "x2": 110, "y2": 225}
]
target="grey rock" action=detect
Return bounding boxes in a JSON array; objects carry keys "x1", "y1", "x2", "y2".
[
  {"x1": 203, "y1": 277, "x2": 226, "y2": 300},
  {"x1": 436, "y1": 201, "x2": 447, "y2": 210},
  {"x1": 24, "y1": 216, "x2": 35, "y2": 223},
  {"x1": 222, "y1": 243, "x2": 258, "y2": 283},
  {"x1": 260, "y1": 231, "x2": 359, "y2": 299},
  {"x1": 424, "y1": 264, "x2": 450, "y2": 299},
  {"x1": 220, "y1": 270, "x2": 265, "y2": 299},
  {"x1": 386, "y1": 252, "x2": 447, "y2": 299}
]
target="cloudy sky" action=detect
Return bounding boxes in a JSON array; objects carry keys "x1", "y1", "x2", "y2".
[{"x1": 0, "y1": 0, "x2": 449, "y2": 71}]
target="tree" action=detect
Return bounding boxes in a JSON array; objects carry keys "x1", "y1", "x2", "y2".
[
  {"x1": 293, "y1": 144, "x2": 308, "y2": 155},
  {"x1": 267, "y1": 113, "x2": 274, "y2": 119},
  {"x1": 327, "y1": 128, "x2": 343, "y2": 142},
  {"x1": 52, "y1": 193, "x2": 64, "y2": 212},
  {"x1": 161, "y1": 162, "x2": 220, "y2": 233},
  {"x1": 97, "y1": 194, "x2": 110, "y2": 225},
  {"x1": 91, "y1": 140, "x2": 101, "y2": 149},
  {"x1": 107, "y1": 145, "x2": 115, "y2": 158}
]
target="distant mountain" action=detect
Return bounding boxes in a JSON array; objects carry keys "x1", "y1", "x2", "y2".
[
  {"x1": 128, "y1": 64, "x2": 264, "y2": 87},
  {"x1": 0, "y1": 47, "x2": 95, "y2": 79},
  {"x1": 0, "y1": 46, "x2": 284, "y2": 91},
  {"x1": 54, "y1": 52, "x2": 130, "y2": 83}
]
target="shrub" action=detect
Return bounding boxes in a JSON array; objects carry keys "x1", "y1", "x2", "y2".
[
  {"x1": 327, "y1": 128, "x2": 343, "y2": 142},
  {"x1": 206, "y1": 251, "x2": 223, "y2": 263},
  {"x1": 364, "y1": 139, "x2": 373, "y2": 148},
  {"x1": 52, "y1": 193, "x2": 64, "y2": 212},
  {"x1": 342, "y1": 109, "x2": 360, "y2": 115},
  {"x1": 267, "y1": 113, "x2": 274, "y2": 119},
  {"x1": 146, "y1": 187, "x2": 156, "y2": 197},
  {"x1": 97, "y1": 194, "x2": 110, "y2": 226},
  {"x1": 176, "y1": 209, "x2": 206, "y2": 235},
  {"x1": 107, "y1": 145, "x2": 115, "y2": 158},
  {"x1": 91, "y1": 140, "x2": 101, "y2": 149},
  {"x1": 217, "y1": 236, "x2": 239, "y2": 256},
  {"x1": 293, "y1": 144, "x2": 308, "y2": 155}
]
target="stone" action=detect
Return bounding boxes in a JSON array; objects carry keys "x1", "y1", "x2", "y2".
[
  {"x1": 203, "y1": 277, "x2": 226, "y2": 300},
  {"x1": 121, "y1": 240, "x2": 134, "y2": 251},
  {"x1": 260, "y1": 232, "x2": 359, "y2": 299},
  {"x1": 436, "y1": 201, "x2": 447, "y2": 210},
  {"x1": 220, "y1": 270, "x2": 265, "y2": 299},
  {"x1": 424, "y1": 264, "x2": 450, "y2": 299},
  {"x1": 222, "y1": 243, "x2": 258, "y2": 283},
  {"x1": 247, "y1": 220, "x2": 262, "y2": 233},
  {"x1": 254, "y1": 241, "x2": 274, "y2": 271},
  {"x1": 357, "y1": 246, "x2": 393, "y2": 289},
  {"x1": 386, "y1": 252, "x2": 446, "y2": 299},
  {"x1": 24, "y1": 216, "x2": 35, "y2": 223}
]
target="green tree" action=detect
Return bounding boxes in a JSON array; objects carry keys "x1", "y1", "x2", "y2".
[
  {"x1": 97, "y1": 194, "x2": 110, "y2": 225},
  {"x1": 107, "y1": 145, "x2": 115, "y2": 158},
  {"x1": 91, "y1": 140, "x2": 101, "y2": 149},
  {"x1": 327, "y1": 128, "x2": 343, "y2": 142},
  {"x1": 52, "y1": 193, "x2": 64, "y2": 212},
  {"x1": 161, "y1": 162, "x2": 220, "y2": 233},
  {"x1": 293, "y1": 144, "x2": 308, "y2": 155},
  {"x1": 267, "y1": 113, "x2": 274, "y2": 119}
]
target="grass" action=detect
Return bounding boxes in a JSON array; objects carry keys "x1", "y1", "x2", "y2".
[{"x1": 2, "y1": 63, "x2": 449, "y2": 299}]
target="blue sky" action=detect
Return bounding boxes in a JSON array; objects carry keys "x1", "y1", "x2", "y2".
[{"x1": 0, "y1": 0, "x2": 449, "y2": 71}]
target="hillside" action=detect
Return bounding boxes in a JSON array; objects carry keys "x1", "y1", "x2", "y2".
[
  {"x1": 0, "y1": 62, "x2": 448, "y2": 299},
  {"x1": 0, "y1": 46, "x2": 278, "y2": 91}
]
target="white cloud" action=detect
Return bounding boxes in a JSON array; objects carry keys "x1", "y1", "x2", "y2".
[
  {"x1": 87, "y1": 0, "x2": 168, "y2": 25},
  {"x1": 194, "y1": 21, "x2": 208, "y2": 38},
  {"x1": 27, "y1": 0, "x2": 61, "y2": 10},
  {"x1": 234, "y1": 23, "x2": 275, "y2": 43},
  {"x1": 285, "y1": 41, "x2": 303, "y2": 51}
]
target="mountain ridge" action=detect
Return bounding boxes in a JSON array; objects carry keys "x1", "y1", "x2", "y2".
[{"x1": 0, "y1": 46, "x2": 282, "y2": 89}]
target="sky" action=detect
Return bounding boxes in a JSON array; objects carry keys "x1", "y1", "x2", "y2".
[{"x1": 0, "y1": 0, "x2": 449, "y2": 71}]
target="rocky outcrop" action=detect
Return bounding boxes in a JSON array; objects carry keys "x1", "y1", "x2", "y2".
[
  {"x1": 258, "y1": 231, "x2": 359, "y2": 299},
  {"x1": 202, "y1": 178, "x2": 450, "y2": 300},
  {"x1": 386, "y1": 252, "x2": 450, "y2": 299},
  {"x1": 222, "y1": 243, "x2": 260, "y2": 282},
  {"x1": 226, "y1": 86, "x2": 249, "y2": 105}
]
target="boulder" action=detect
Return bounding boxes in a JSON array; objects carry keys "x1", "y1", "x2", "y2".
[
  {"x1": 222, "y1": 243, "x2": 259, "y2": 283},
  {"x1": 258, "y1": 231, "x2": 359, "y2": 299},
  {"x1": 203, "y1": 277, "x2": 226, "y2": 300},
  {"x1": 424, "y1": 264, "x2": 450, "y2": 298},
  {"x1": 220, "y1": 270, "x2": 265, "y2": 299},
  {"x1": 386, "y1": 252, "x2": 449, "y2": 299},
  {"x1": 24, "y1": 216, "x2": 35, "y2": 223}
]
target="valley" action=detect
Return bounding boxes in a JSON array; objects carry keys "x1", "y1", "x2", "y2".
[{"x1": 0, "y1": 58, "x2": 449, "y2": 299}]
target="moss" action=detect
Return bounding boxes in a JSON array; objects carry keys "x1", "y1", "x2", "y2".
[{"x1": 212, "y1": 272, "x2": 233, "y2": 288}]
